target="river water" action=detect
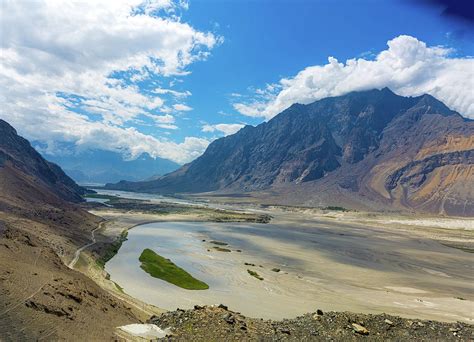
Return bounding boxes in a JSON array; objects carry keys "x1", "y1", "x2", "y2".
[{"x1": 104, "y1": 217, "x2": 474, "y2": 322}]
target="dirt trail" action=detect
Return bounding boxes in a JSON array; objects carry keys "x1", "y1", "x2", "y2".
[{"x1": 68, "y1": 221, "x2": 104, "y2": 269}]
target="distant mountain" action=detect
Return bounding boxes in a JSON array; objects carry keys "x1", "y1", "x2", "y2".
[
  {"x1": 106, "y1": 88, "x2": 474, "y2": 216},
  {"x1": 43, "y1": 150, "x2": 179, "y2": 184},
  {"x1": 0, "y1": 119, "x2": 87, "y2": 203}
]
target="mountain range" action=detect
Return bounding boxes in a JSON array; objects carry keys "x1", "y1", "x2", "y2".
[
  {"x1": 42, "y1": 149, "x2": 179, "y2": 184},
  {"x1": 106, "y1": 88, "x2": 474, "y2": 216}
]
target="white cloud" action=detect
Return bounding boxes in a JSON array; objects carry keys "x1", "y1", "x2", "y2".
[
  {"x1": 71, "y1": 123, "x2": 208, "y2": 163},
  {"x1": 0, "y1": 0, "x2": 219, "y2": 163},
  {"x1": 233, "y1": 102, "x2": 267, "y2": 118},
  {"x1": 152, "y1": 88, "x2": 191, "y2": 97},
  {"x1": 150, "y1": 113, "x2": 175, "y2": 124},
  {"x1": 145, "y1": 113, "x2": 177, "y2": 129},
  {"x1": 234, "y1": 35, "x2": 474, "y2": 120},
  {"x1": 173, "y1": 103, "x2": 193, "y2": 111},
  {"x1": 157, "y1": 123, "x2": 178, "y2": 130},
  {"x1": 202, "y1": 123, "x2": 245, "y2": 136},
  {"x1": 26, "y1": 109, "x2": 206, "y2": 164}
]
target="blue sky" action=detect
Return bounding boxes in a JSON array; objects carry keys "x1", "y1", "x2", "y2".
[
  {"x1": 1, "y1": 0, "x2": 473, "y2": 164},
  {"x1": 176, "y1": 0, "x2": 474, "y2": 141}
]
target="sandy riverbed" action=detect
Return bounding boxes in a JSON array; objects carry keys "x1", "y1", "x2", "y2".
[{"x1": 101, "y1": 209, "x2": 474, "y2": 323}]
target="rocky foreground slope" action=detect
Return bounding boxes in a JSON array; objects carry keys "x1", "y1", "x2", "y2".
[
  {"x1": 0, "y1": 119, "x2": 138, "y2": 340},
  {"x1": 150, "y1": 305, "x2": 473, "y2": 341},
  {"x1": 107, "y1": 88, "x2": 474, "y2": 216}
]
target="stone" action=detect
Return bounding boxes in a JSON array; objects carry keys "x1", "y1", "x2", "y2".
[
  {"x1": 223, "y1": 313, "x2": 235, "y2": 324},
  {"x1": 384, "y1": 319, "x2": 394, "y2": 326},
  {"x1": 317, "y1": 309, "x2": 324, "y2": 316},
  {"x1": 352, "y1": 323, "x2": 369, "y2": 335}
]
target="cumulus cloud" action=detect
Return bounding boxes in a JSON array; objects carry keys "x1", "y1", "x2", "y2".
[
  {"x1": 173, "y1": 103, "x2": 193, "y2": 111},
  {"x1": 233, "y1": 35, "x2": 474, "y2": 120},
  {"x1": 146, "y1": 113, "x2": 178, "y2": 129},
  {"x1": 0, "y1": 0, "x2": 218, "y2": 163},
  {"x1": 202, "y1": 123, "x2": 245, "y2": 136},
  {"x1": 70, "y1": 121, "x2": 208, "y2": 163},
  {"x1": 233, "y1": 102, "x2": 268, "y2": 117}
]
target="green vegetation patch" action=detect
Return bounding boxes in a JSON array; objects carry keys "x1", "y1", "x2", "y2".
[
  {"x1": 97, "y1": 230, "x2": 128, "y2": 268},
  {"x1": 84, "y1": 194, "x2": 120, "y2": 201},
  {"x1": 247, "y1": 269, "x2": 264, "y2": 281},
  {"x1": 114, "y1": 281, "x2": 124, "y2": 293},
  {"x1": 213, "y1": 246, "x2": 231, "y2": 252},
  {"x1": 88, "y1": 196, "x2": 271, "y2": 223},
  {"x1": 139, "y1": 248, "x2": 209, "y2": 290},
  {"x1": 322, "y1": 206, "x2": 349, "y2": 212},
  {"x1": 271, "y1": 268, "x2": 281, "y2": 273},
  {"x1": 209, "y1": 240, "x2": 228, "y2": 246}
]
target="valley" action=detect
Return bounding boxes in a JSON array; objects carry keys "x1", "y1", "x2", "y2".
[
  {"x1": 2, "y1": 87, "x2": 473, "y2": 340},
  {"x1": 78, "y1": 190, "x2": 474, "y2": 328},
  {"x1": 3, "y1": 1, "x2": 474, "y2": 339}
]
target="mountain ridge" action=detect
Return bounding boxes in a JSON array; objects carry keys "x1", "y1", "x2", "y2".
[
  {"x1": 42, "y1": 149, "x2": 180, "y2": 184},
  {"x1": 106, "y1": 89, "x2": 474, "y2": 216}
]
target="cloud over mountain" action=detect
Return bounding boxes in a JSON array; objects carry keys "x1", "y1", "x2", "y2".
[
  {"x1": 234, "y1": 35, "x2": 474, "y2": 120},
  {"x1": 0, "y1": 0, "x2": 217, "y2": 163},
  {"x1": 201, "y1": 123, "x2": 245, "y2": 136}
]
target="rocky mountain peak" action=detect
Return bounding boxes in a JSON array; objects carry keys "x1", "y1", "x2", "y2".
[{"x1": 106, "y1": 90, "x2": 473, "y2": 215}]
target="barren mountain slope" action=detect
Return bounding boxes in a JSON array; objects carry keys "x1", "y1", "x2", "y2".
[
  {"x1": 0, "y1": 119, "x2": 138, "y2": 340},
  {"x1": 297, "y1": 95, "x2": 474, "y2": 216},
  {"x1": 107, "y1": 89, "x2": 473, "y2": 215}
]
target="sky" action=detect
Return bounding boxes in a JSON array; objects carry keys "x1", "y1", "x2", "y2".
[{"x1": 1, "y1": 0, "x2": 473, "y2": 164}]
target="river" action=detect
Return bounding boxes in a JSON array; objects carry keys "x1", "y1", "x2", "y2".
[{"x1": 104, "y1": 216, "x2": 474, "y2": 322}]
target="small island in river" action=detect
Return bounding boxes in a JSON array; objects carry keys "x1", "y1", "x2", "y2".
[{"x1": 139, "y1": 248, "x2": 209, "y2": 290}]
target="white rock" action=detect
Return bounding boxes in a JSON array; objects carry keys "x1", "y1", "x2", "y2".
[
  {"x1": 119, "y1": 323, "x2": 170, "y2": 339},
  {"x1": 352, "y1": 323, "x2": 369, "y2": 335}
]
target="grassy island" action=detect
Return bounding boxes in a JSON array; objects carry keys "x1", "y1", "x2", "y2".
[
  {"x1": 247, "y1": 269, "x2": 264, "y2": 281},
  {"x1": 139, "y1": 248, "x2": 209, "y2": 290}
]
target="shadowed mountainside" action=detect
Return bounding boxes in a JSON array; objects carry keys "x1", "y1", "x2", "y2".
[
  {"x1": 107, "y1": 89, "x2": 474, "y2": 216},
  {"x1": 0, "y1": 119, "x2": 87, "y2": 203}
]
